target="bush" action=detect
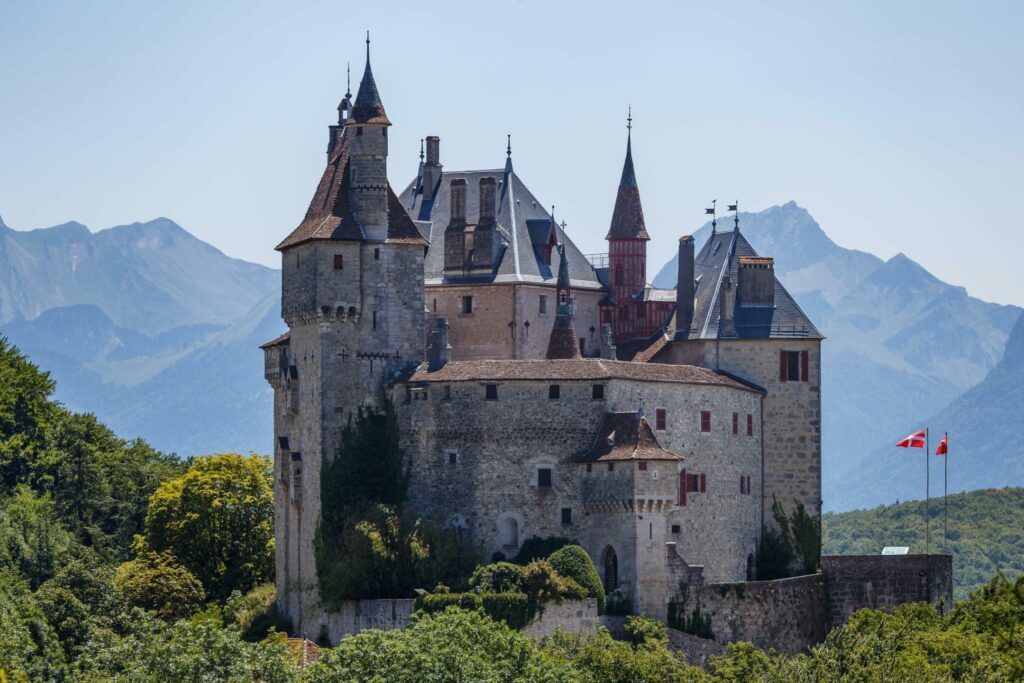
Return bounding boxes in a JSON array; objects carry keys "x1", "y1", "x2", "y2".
[
  {"x1": 624, "y1": 615, "x2": 670, "y2": 650},
  {"x1": 224, "y1": 583, "x2": 292, "y2": 641},
  {"x1": 469, "y1": 561, "x2": 526, "y2": 593},
  {"x1": 114, "y1": 551, "x2": 205, "y2": 621},
  {"x1": 512, "y1": 536, "x2": 572, "y2": 564},
  {"x1": 415, "y1": 591, "x2": 534, "y2": 630},
  {"x1": 547, "y1": 544, "x2": 605, "y2": 614}
]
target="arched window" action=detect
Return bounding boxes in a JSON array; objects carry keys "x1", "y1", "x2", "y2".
[
  {"x1": 499, "y1": 517, "x2": 519, "y2": 548},
  {"x1": 602, "y1": 545, "x2": 618, "y2": 591}
]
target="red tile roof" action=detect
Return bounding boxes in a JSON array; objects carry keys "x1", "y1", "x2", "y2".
[{"x1": 579, "y1": 412, "x2": 682, "y2": 462}]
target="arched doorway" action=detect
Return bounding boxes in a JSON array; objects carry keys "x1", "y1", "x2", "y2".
[
  {"x1": 499, "y1": 517, "x2": 519, "y2": 549},
  {"x1": 602, "y1": 545, "x2": 618, "y2": 591}
]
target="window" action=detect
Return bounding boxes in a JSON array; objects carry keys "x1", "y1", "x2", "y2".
[
  {"x1": 462, "y1": 296, "x2": 474, "y2": 315},
  {"x1": 537, "y1": 467, "x2": 552, "y2": 489},
  {"x1": 586, "y1": 463, "x2": 592, "y2": 473},
  {"x1": 607, "y1": 462, "x2": 614, "y2": 472},
  {"x1": 356, "y1": 126, "x2": 363, "y2": 136},
  {"x1": 374, "y1": 248, "x2": 380, "y2": 260},
  {"x1": 579, "y1": 338, "x2": 586, "y2": 355},
  {"x1": 433, "y1": 298, "x2": 437, "y2": 312},
  {"x1": 539, "y1": 295, "x2": 548, "y2": 315},
  {"x1": 671, "y1": 524, "x2": 681, "y2": 534},
  {"x1": 602, "y1": 309, "x2": 612, "y2": 323},
  {"x1": 485, "y1": 384, "x2": 498, "y2": 400},
  {"x1": 638, "y1": 461, "x2": 648, "y2": 471},
  {"x1": 499, "y1": 517, "x2": 519, "y2": 548},
  {"x1": 732, "y1": 412, "x2": 739, "y2": 435},
  {"x1": 372, "y1": 310, "x2": 378, "y2": 330},
  {"x1": 780, "y1": 350, "x2": 809, "y2": 382},
  {"x1": 561, "y1": 508, "x2": 572, "y2": 525},
  {"x1": 447, "y1": 450, "x2": 458, "y2": 466},
  {"x1": 740, "y1": 475, "x2": 752, "y2": 495},
  {"x1": 549, "y1": 384, "x2": 560, "y2": 400},
  {"x1": 747, "y1": 414, "x2": 753, "y2": 437},
  {"x1": 592, "y1": 384, "x2": 605, "y2": 400},
  {"x1": 333, "y1": 254, "x2": 343, "y2": 270},
  {"x1": 443, "y1": 385, "x2": 452, "y2": 401},
  {"x1": 655, "y1": 408, "x2": 667, "y2": 431},
  {"x1": 700, "y1": 410, "x2": 711, "y2": 433}
]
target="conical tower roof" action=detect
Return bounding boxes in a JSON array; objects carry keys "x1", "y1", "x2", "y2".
[
  {"x1": 349, "y1": 36, "x2": 390, "y2": 125},
  {"x1": 605, "y1": 122, "x2": 649, "y2": 240}
]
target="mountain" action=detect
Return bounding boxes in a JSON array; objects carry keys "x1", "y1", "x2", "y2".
[
  {"x1": 830, "y1": 311, "x2": 1024, "y2": 511},
  {"x1": 651, "y1": 202, "x2": 1021, "y2": 511},
  {"x1": 0, "y1": 215, "x2": 277, "y2": 334},
  {"x1": 0, "y1": 216, "x2": 283, "y2": 456},
  {"x1": 823, "y1": 487, "x2": 1024, "y2": 599}
]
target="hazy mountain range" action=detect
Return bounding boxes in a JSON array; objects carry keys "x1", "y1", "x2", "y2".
[
  {"x1": 2, "y1": 207, "x2": 1020, "y2": 510},
  {"x1": 652, "y1": 202, "x2": 1022, "y2": 511}
]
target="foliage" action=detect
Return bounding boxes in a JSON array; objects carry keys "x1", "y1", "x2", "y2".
[
  {"x1": 824, "y1": 486, "x2": 1024, "y2": 598},
  {"x1": 224, "y1": 583, "x2": 293, "y2": 641},
  {"x1": 539, "y1": 626, "x2": 706, "y2": 683},
  {"x1": 305, "y1": 607, "x2": 570, "y2": 682},
  {"x1": 624, "y1": 615, "x2": 669, "y2": 649},
  {"x1": 0, "y1": 485, "x2": 76, "y2": 588},
  {"x1": 757, "y1": 496, "x2": 820, "y2": 580},
  {"x1": 0, "y1": 570, "x2": 68, "y2": 682},
  {"x1": 789, "y1": 502, "x2": 821, "y2": 574},
  {"x1": 0, "y1": 338, "x2": 182, "y2": 561},
  {"x1": 315, "y1": 403, "x2": 477, "y2": 605},
  {"x1": 756, "y1": 526, "x2": 792, "y2": 581},
  {"x1": 142, "y1": 452, "x2": 274, "y2": 601},
  {"x1": 115, "y1": 551, "x2": 205, "y2": 621},
  {"x1": 548, "y1": 544, "x2": 606, "y2": 614},
  {"x1": 416, "y1": 592, "x2": 535, "y2": 630},
  {"x1": 513, "y1": 535, "x2": 572, "y2": 564},
  {"x1": 469, "y1": 561, "x2": 527, "y2": 593}
]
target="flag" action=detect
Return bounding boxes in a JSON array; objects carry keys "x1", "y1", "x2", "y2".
[
  {"x1": 935, "y1": 434, "x2": 948, "y2": 456},
  {"x1": 705, "y1": 208, "x2": 715, "y2": 215},
  {"x1": 728, "y1": 204, "x2": 738, "y2": 211},
  {"x1": 896, "y1": 429, "x2": 926, "y2": 448}
]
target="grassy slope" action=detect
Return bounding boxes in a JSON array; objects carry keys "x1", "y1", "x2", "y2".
[{"x1": 823, "y1": 487, "x2": 1024, "y2": 599}]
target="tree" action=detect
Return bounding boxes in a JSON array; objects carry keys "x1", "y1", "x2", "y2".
[
  {"x1": 0, "y1": 485, "x2": 77, "y2": 587},
  {"x1": 0, "y1": 569, "x2": 68, "y2": 682},
  {"x1": 548, "y1": 544, "x2": 606, "y2": 614},
  {"x1": 115, "y1": 552, "x2": 205, "y2": 622},
  {"x1": 142, "y1": 453, "x2": 274, "y2": 601}
]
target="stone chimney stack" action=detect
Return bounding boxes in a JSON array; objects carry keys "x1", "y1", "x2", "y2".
[
  {"x1": 471, "y1": 176, "x2": 499, "y2": 270},
  {"x1": 599, "y1": 323, "x2": 617, "y2": 360},
  {"x1": 428, "y1": 317, "x2": 452, "y2": 370},
  {"x1": 422, "y1": 136, "x2": 442, "y2": 197},
  {"x1": 444, "y1": 179, "x2": 467, "y2": 272},
  {"x1": 479, "y1": 176, "x2": 496, "y2": 223},
  {"x1": 674, "y1": 235, "x2": 695, "y2": 340},
  {"x1": 719, "y1": 275, "x2": 736, "y2": 338},
  {"x1": 737, "y1": 257, "x2": 776, "y2": 308}
]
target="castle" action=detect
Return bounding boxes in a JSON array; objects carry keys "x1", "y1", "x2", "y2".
[{"x1": 263, "y1": 43, "x2": 825, "y2": 637}]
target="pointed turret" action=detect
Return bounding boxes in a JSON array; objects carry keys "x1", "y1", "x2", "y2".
[
  {"x1": 546, "y1": 230, "x2": 582, "y2": 360},
  {"x1": 349, "y1": 33, "x2": 390, "y2": 125},
  {"x1": 605, "y1": 111, "x2": 649, "y2": 240}
]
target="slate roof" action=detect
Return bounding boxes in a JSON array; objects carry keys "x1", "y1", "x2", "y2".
[
  {"x1": 685, "y1": 229, "x2": 822, "y2": 340},
  {"x1": 260, "y1": 331, "x2": 290, "y2": 349},
  {"x1": 349, "y1": 53, "x2": 390, "y2": 125},
  {"x1": 275, "y1": 132, "x2": 426, "y2": 251},
  {"x1": 398, "y1": 164, "x2": 604, "y2": 290},
  {"x1": 578, "y1": 411, "x2": 682, "y2": 463},
  {"x1": 605, "y1": 134, "x2": 650, "y2": 240},
  {"x1": 405, "y1": 358, "x2": 760, "y2": 392}
]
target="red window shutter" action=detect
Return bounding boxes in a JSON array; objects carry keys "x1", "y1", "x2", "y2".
[
  {"x1": 700, "y1": 473, "x2": 706, "y2": 493},
  {"x1": 333, "y1": 254, "x2": 343, "y2": 270},
  {"x1": 779, "y1": 350, "x2": 788, "y2": 382},
  {"x1": 801, "y1": 350, "x2": 809, "y2": 382},
  {"x1": 679, "y1": 469, "x2": 687, "y2": 506},
  {"x1": 740, "y1": 475, "x2": 744, "y2": 495},
  {"x1": 656, "y1": 408, "x2": 666, "y2": 431},
  {"x1": 747, "y1": 414, "x2": 753, "y2": 437},
  {"x1": 700, "y1": 411, "x2": 711, "y2": 433}
]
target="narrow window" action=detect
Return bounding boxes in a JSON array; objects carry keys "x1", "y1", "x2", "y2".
[
  {"x1": 579, "y1": 338, "x2": 586, "y2": 355},
  {"x1": 443, "y1": 385, "x2": 452, "y2": 401},
  {"x1": 539, "y1": 295, "x2": 547, "y2": 315},
  {"x1": 747, "y1": 414, "x2": 753, "y2": 437},
  {"x1": 537, "y1": 467, "x2": 552, "y2": 489},
  {"x1": 372, "y1": 310, "x2": 378, "y2": 330},
  {"x1": 448, "y1": 451, "x2": 458, "y2": 466},
  {"x1": 700, "y1": 410, "x2": 711, "y2": 433},
  {"x1": 621, "y1": 306, "x2": 630, "y2": 321},
  {"x1": 740, "y1": 475, "x2": 745, "y2": 495},
  {"x1": 655, "y1": 408, "x2": 666, "y2": 431},
  {"x1": 333, "y1": 254, "x2": 343, "y2": 270},
  {"x1": 561, "y1": 507, "x2": 572, "y2": 525},
  {"x1": 782, "y1": 350, "x2": 801, "y2": 382},
  {"x1": 732, "y1": 412, "x2": 739, "y2": 435},
  {"x1": 592, "y1": 384, "x2": 605, "y2": 400},
  {"x1": 700, "y1": 473, "x2": 706, "y2": 493},
  {"x1": 607, "y1": 462, "x2": 615, "y2": 472},
  {"x1": 485, "y1": 384, "x2": 498, "y2": 400},
  {"x1": 462, "y1": 296, "x2": 474, "y2": 315},
  {"x1": 549, "y1": 384, "x2": 560, "y2": 400},
  {"x1": 374, "y1": 247, "x2": 380, "y2": 260},
  {"x1": 433, "y1": 298, "x2": 437, "y2": 312},
  {"x1": 638, "y1": 461, "x2": 648, "y2": 471},
  {"x1": 671, "y1": 524, "x2": 681, "y2": 534},
  {"x1": 678, "y1": 469, "x2": 687, "y2": 506},
  {"x1": 586, "y1": 463, "x2": 592, "y2": 473},
  {"x1": 356, "y1": 126, "x2": 363, "y2": 136}
]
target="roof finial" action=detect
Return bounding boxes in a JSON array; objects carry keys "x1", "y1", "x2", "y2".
[
  {"x1": 705, "y1": 199, "x2": 717, "y2": 235},
  {"x1": 346, "y1": 62, "x2": 351, "y2": 98},
  {"x1": 506, "y1": 134, "x2": 512, "y2": 158},
  {"x1": 729, "y1": 201, "x2": 739, "y2": 231},
  {"x1": 419, "y1": 138, "x2": 425, "y2": 163},
  {"x1": 627, "y1": 105, "x2": 632, "y2": 135},
  {"x1": 365, "y1": 31, "x2": 371, "y2": 64}
]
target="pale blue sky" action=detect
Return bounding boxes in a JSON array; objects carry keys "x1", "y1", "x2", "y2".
[{"x1": 2, "y1": 1, "x2": 1022, "y2": 305}]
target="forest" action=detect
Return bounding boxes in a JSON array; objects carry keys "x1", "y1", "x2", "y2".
[{"x1": 2, "y1": 337, "x2": 1022, "y2": 681}]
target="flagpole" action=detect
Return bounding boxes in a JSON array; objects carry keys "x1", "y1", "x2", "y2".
[
  {"x1": 925, "y1": 428, "x2": 930, "y2": 557},
  {"x1": 944, "y1": 432, "x2": 948, "y2": 553}
]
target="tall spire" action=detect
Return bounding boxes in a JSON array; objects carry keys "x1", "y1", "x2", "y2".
[
  {"x1": 605, "y1": 109, "x2": 649, "y2": 240},
  {"x1": 504, "y1": 134, "x2": 513, "y2": 174},
  {"x1": 546, "y1": 233, "x2": 582, "y2": 359},
  {"x1": 337, "y1": 62, "x2": 352, "y2": 124},
  {"x1": 349, "y1": 31, "x2": 390, "y2": 125}
]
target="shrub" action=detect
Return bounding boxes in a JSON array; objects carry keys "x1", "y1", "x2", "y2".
[
  {"x1": 624, "y1": 615, "x2": 669, "y2": 649},
  {"x1": 547, "y1": 544, "x2": 605, "y2": 614},
  {"x1": 521, "y1": 560, "x2": 571, "y2": 604},
  {"x1": 469, "y1": 561, "x2": 526, "y2": 593},
  {"x1": 512, "y1": 536, "x2": 572, "y2": 564},
  {"x1": 114, "y1": 551, "x2": 205, "y2": 621},
  {"x1": 223, "y1": 583, "x2": 292, "y2": 641},
  {"x1": 415, "y1": 591, "x2": 534, "y2": 630}
]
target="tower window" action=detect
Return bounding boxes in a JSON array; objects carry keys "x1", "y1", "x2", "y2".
[
  {"x1": 374, "y1": 248, "x2": 380, "y2": 260},
  {"x1": 561, "y1": 507, "x2": 572, "y2": 525},
  {"x1": 655, "y1": 408, "x2": 666, "y2": 431},
  {"x1": 447, "y1": 450, "x2": 458, "y2": 466},
  {"x1": 780, "y1": 350, "x2": 808, "y2": 382},
  {"x1": 549, "y1": 384, "x2": 560, "y2": 400},
  {"x1": 372, "y1": 310, "x2": 378, "y2": 330},
  {"x1": 539, "y1": 295, "x2": 547, "y2": 315},
  {"x1": 537, "y1": 467, "x2": 552, "y2": 489},
  {"x1": 462, "y1": 296, "x2": 474, "y2": 315},
  {"x1": 485, "y1": 384, "x2": 498, "y2": 400},
  {"x1": 333, "y1": 254, "x2": 343, "y2": 270},
  {"x1": 700, "y1": 411, "x2": 711, "y2": 433},
  {"x1": 592, "y1": 384, "x2": 605, "y2": 400}
]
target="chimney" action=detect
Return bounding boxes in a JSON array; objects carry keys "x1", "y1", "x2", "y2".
[
  {"x1": 719, "y1": 276, "x2": 736, "y2": 338},
  {"x1": 422, "y1": 136, "x2": 442, "y2": 197},
  {"x1": 737, "y1": 257, "x2": 775, "y2": 308},
  {"x1": 674, "y1": 235, "x2": 695, "y2": 340},
  {"x1": 479, "y1": 176, "x2": 496, "y2": 222},
  {"x1": 599, "y1": 323, "x2": 617, "y2": 359},
  {"x1": 444, "y1": 179, "x2": 468, "y2": 271},
  {"x1": 428, "y1": 317, "x2": 452, "y2": 370}
]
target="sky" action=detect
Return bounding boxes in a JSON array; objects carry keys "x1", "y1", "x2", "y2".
[{"x1": 2, "y1": 0, "x2": 1022, "y2": 305}]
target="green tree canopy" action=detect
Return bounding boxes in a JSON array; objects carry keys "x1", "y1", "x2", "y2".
[
  {"x1": 143, "y1": 453, "x2": 274, "y2": 601},
  {"x1": 115, "y1": 551, "x2": 206, "y2": 622}
]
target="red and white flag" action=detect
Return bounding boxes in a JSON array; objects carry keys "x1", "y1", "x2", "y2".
[
  {"x1": 896, "y1": 429, "x2": 926, "y2": 448},
  {"x1": 935, "y1": 434, "x2": 948, "y2": 456}
]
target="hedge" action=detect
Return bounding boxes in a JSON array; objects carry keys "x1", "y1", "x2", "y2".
[
  {"x1": 415, "y1": 592, "x2": 534, "y2": 630},
  {"x1": 547, "y1": 544, "x2": 606, "y2": 614}
]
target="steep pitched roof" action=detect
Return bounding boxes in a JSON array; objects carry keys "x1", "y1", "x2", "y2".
[
  {"x1": 605, "y1": 134, "x2": 650, "y2": 240},
  {"x1": 578, "y1": 411, "x2": 682, "y2": 463},
  {"x1": 349, "y1": 53, "x2": 390, "y2": 125},
  {"x1": 398, "y1": 167, "x2": 603, "y2": 290}
]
